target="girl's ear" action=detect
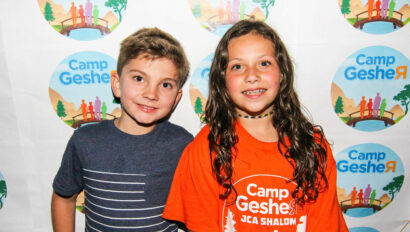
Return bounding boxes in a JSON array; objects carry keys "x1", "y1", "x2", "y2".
[{"x1": 111, "y1": 70, "x2": 121, "y2": 98}]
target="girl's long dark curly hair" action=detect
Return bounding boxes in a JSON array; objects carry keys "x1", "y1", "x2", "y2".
[{"x1": 203, "y1": 20, "x2": 328, "y2": 205}]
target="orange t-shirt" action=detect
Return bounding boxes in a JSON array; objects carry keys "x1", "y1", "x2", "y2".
[{"x1": 163, "y1": 122, "x2": 348, "y2": 232}]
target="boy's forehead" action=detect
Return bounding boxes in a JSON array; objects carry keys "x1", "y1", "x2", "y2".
[{"x1": 123, "y1": 55, "x2": 179, "y2": 78}]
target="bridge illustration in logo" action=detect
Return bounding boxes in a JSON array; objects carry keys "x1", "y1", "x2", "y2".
[
  {"x1": 346, "y1": 109, "x2": 395, "y2": 127},
  {"x1": 204, "y1": 14, "x2": 256, "y2": 31},
  {"x1": 340, "y1": 198, "x2": 382, "y2": 213},
  {"x1": 71, "y1": 112, "x2": 117, "y2": 129},
  {"x1": 353, "y1": 10, "x2": 404, "y2": 29},
  {"x1": 60, "y1": 17, "x2": 111, "y2": 36}
]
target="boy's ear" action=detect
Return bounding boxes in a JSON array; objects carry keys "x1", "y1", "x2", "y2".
[
  {"x1": 172, "y1": 89, "x2": 183, "y2": 110},
  {"x1": 111, "y1": 70, "x2": 121, "y2": 98}
]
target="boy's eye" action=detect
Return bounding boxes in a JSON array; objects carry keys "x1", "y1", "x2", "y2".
[
  {"x1": 133, "y1": 75, "x2": 143, "y2": 82},
  {"x1": 162, "y1": 82, "x2": 173, "y2": 89}
]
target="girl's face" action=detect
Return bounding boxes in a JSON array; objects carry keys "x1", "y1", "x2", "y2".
[{"x1": 225, "y1": 33, "x2": 280, "y2": 116}]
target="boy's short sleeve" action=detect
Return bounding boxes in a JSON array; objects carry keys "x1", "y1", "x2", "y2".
[
  {"x1": 306, "y1": 141, "x2": 349, "y2": 232},
  {"x1": 163, "y1": 131, "x2": 221, "y2": 232},
  {"x1": 53, "y1": 134, "x2": 84, "y2": 197}
]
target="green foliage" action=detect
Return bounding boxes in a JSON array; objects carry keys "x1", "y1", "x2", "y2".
[
  {"x1": 393, "y1": 84, "x2": 410, "y2": 115},
  {"x1": 105, "y1": 0, "x2": 127, "y2": 22},
  {"x1": 57, "y1": 100, "x2": 67, "y2": 119},
  {"x1": 194, "y1": 97, "x2": 203, "y2": 115},
  {"x1": 252, "y1": 0, "x2": 275, "y2": 18},
  {"x1": 382, "y1": 175, "x2": 404, "y2": 201},
  {"x1": 44, "y1": 2, "x2": 55, "y2": 24},
  {"x1": 335, "y1": 96, "x2": 344, "y2": 114},
  {"x1": 341, "y1": 0, "x2": 351, "y2": 15}
]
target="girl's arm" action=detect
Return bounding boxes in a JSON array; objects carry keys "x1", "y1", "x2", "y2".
[{"x1": 51, "y1": 191, "x2": 78, "y2": 232}]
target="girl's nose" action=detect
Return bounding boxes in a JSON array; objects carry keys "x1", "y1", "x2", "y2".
[{"x1": 245, "y1": 66, "x2": 260, "y2": 83}]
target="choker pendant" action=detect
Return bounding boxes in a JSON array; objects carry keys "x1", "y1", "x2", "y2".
[{"x1": 237, "y1": 111, "x2": 274, "y2": 119}]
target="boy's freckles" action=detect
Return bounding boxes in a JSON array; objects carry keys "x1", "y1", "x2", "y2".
[{"x1": 112, "y1": 56, "x2": 182, "y2": 135}]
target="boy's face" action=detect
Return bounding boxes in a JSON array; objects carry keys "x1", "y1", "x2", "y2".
[{"x1": 111, "y1": 55, "x2": 182, "y2": 133}]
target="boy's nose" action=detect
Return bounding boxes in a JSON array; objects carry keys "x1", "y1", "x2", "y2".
[{"x1": 142, "y1": 85, "x2": 158, "y2": 100}]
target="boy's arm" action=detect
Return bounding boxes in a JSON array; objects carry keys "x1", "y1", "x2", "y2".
[{"x1": 51, "y1": 191, "x2": 78, "y2": 232}]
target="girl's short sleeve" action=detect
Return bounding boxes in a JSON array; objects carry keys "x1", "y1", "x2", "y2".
[{"x1": 163, "y1": 130, "x2": 221, "y2": 232}]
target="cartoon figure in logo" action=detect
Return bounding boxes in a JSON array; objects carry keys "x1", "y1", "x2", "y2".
[
  {"x1": 373, "y1": 93, "x2": 381, "y2": 117},
  {"x1": 388, "y1": 0, "x2": 396, "y2": 19},
  {"x1": 226, "y1": 0, "x2": 232, "y2": 23},
  {"x1": 94, "y1": 96, "x2": 102, "y2": 120},
  {"x1": 379, "y1": 98, "x2": 387, "y2": 118},
  {"x1": 360, "y1": 96, "x2": 367, "y2": 119},
  {"x1": 296, "y1": 215, "x2": 307, "y2": 232},
  {"x1": 218, "y1": 0, "x2": 225, "y2": 23},
  {"x1": 88, "y1": 102, "x2": 94, "y2": 120},
  {"x1": 381, "y1": 0, "x2": 390, "y2": 18},
  {"x1": 70, "y1": 2, "x2": 77, "y2": 27},
  {"x1": 101, "y1": 101, "x2": 107, "y2": 119},
  {"x1": 78, "y1": 4, "x2": 85, "y2": 26},
  {"x1": 85, "y1": 0, "x2": 93, "y2": 26},
  {"x1": 81, "y1": 99, "x2": 88, "y2": 122},
  {"x1": 367, "y1": 98, "x2": 373, "y2": 118},
  {"x1": 358, "y1": 189, "x2": 363, "y2": 206},
  {"x1": 369, "y1": 189, "x2": 377, "y2": 206},
  {"x1": 363, "y1": 184, "x2": 372, "y2": 206},
  {"x1": 350, "y1": 187, "x2": 358, "y2": 206},
  {"x1": 375, "y1": 0, "x2": 381, "y2": 19},
  {"x1": 368, "y1": 0, "x2": 375, "y2": 19},
  {"x1": 93, "y1": 5, "x2": 99, "y2": 26}
]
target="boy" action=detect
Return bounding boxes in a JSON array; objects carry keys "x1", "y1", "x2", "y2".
[{"x1": 51, "y1": 28, "x2": 193, "y2": 232}]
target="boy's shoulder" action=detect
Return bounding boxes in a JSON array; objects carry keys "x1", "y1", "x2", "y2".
[
  {"x1": 71, "y1": 120, "x2": 113, "y2": 140},
  {"x1": 158, "y1": 120, "x2": 194, "y2": 141}
]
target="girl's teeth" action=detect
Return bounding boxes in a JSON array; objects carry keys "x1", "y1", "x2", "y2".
[{"x1": 243, "y1": 89, "x2": 265, "y2": 95}]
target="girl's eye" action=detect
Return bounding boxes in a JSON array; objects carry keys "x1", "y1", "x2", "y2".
[
  {"x1": 231, "y1": 64, "x2": 242, "y2": 70},
  {"x1": 260, "y1": 60, "x2": 271, "y2": 67},
  {"x1": 134, "y1": 75, "x2": 143, "y2": 82}
]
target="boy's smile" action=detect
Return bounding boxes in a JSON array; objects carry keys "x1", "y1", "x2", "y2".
[{"x1": 111, "y1": 55, "x2": 182, "y2": 135}]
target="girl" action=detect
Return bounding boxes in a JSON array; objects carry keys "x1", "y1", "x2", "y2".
[{"x1": 163, "y1": 20, "x2": 348, "y2": 232}]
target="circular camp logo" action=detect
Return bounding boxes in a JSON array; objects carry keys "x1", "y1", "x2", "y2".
[
  {"x1": 338, "y1": 0, "x2": 409, "y2": 34},
  {"x1": 335, "y1": 143, "x2": 405, "y2": 218},
  {"x1": 331, "y1": 46, "x2": 409, "y2": 132},
  {"x1": 49, "y1": 51, "x2": 121, "y2": 128},
  {"x1": 349, "y1": 227, "x2": 380, "y2": 232},
  {"x1": 189, "y1": 53, "x2": 213, "y2": 118},
  {"x1": 0, "y1": 172, "x2": 7, "y2": 210},
  {"x1": 188, "y1": 0, "x2": 276, "y2": 36},
  {"x1": 38, "y1": 0, "x2": 127, "y2": 41},
  {"x1": 76, "y1": 191, "x2": 85, "y2": 213}
]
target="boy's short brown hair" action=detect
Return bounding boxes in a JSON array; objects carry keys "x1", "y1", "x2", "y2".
[{"x1": 117, "y1": 28, "x2": 189, "y2": 88}]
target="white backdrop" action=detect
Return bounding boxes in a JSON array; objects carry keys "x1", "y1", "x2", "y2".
[{"x1": 0, "y1": 0, "x2": 409, "y2": 231}]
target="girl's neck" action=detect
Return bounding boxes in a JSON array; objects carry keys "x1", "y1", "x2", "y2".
[{"x1": 237, "y1": 115, "x2": 278, "y2": 142}]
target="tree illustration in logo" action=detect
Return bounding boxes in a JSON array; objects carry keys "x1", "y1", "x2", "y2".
[
  {"x1": 382, "y1": 175, "x2": 404, "y2": 201},
  {"x1": 194, "y1": 97, "x2": 204, "y2": 116},
  {"x1": 224, "y1": 209, "x2": 237, "y2": 232},
  {"x1": 252, "y1": 0, "x2": 275, "y2": 18},
  {"x1": 105, "y1": 0, "x2": 127, "y2": 22},
  {"x1": 393, "y1": 84, "x2": 410, "y2": 115},
  {"x1": 57, "y1": 100, "x2": 67, "y2": 119},
  {"x1": 0, "y1": 179, "x2": 7, "y2": 209},
  {"x1": 335, "y1": 96, "x2": 344, "y2": 115},
  {"x1": 44, "y1": 1, "x2": 55, "y2": 24},
  {"x1": 341, "y1": 0, "x2": 351, "y2": 16}
]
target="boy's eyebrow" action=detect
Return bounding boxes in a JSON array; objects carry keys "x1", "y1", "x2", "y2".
[{"x1": 127, "y1": 69, "x2": 179, "y2": 82}]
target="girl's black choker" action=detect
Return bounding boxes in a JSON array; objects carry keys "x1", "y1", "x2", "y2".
[{"x1": 237, "y1": 111, "x2": 273, "y2": 119}]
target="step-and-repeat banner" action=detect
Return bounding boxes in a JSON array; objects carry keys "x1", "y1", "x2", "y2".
[{"x1": 0, "y1": 0, "x2": 409, "y2": 231}]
